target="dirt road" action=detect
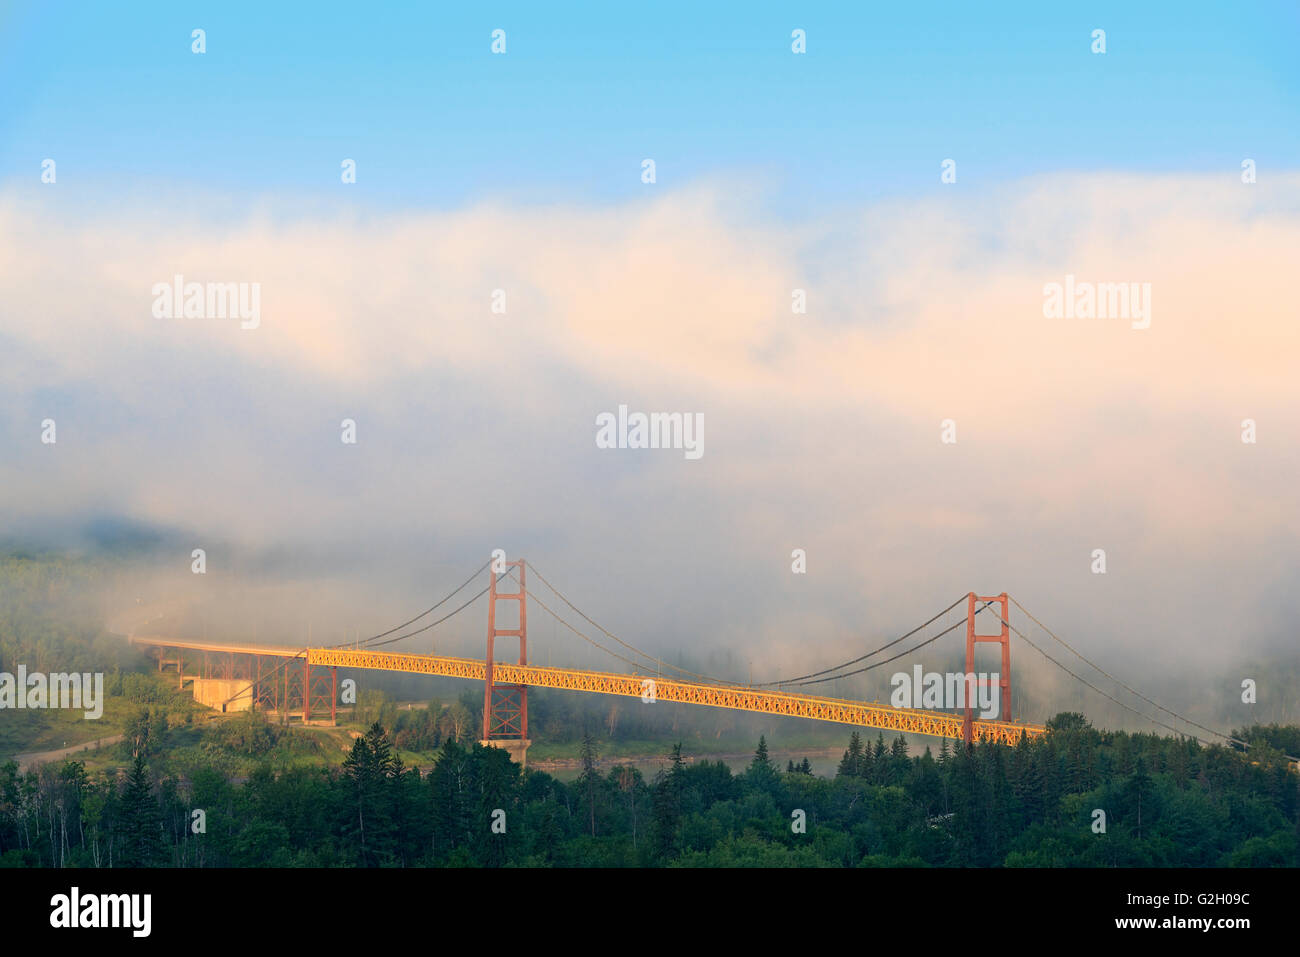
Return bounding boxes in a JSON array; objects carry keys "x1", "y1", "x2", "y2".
[{"x1": 12, "y1": 735, "x2": 125, "y2": 772}]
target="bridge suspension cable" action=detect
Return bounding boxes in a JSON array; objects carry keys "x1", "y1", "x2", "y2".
[
  {"x1": 1000, "y1": 614, "x2": 1228, "y2": 747},
  {"x1": 522, "y1": 561, "x2": 743, "y2": 686},
  {"x1": 217, "y1": 564, "x2": 510, "y2": 708},
  {"x1": 756, "y1": 594, "x2": 970, "y2": 687},
  {"x1": 215, "y1": 561, "x2": 502, "y2": 708},
  {"x1": 347, "y1": 567, "x2": 515, "y2": 650},
  {"x1": 1003, "y1": 599, "x2": 1260, "y2": 751},
  {"x1": 518, "y1": 581, "x2": 682, "y2": 677},
  {"x1": 331, "y1": 559, "x2": 492, "y2": 649},
  {"x1": 779, "y1": 602, "x2": 998, "y2": 688}
]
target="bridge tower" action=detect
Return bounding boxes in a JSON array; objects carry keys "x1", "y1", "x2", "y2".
[
  {"x1": 481, "y1": 558, "x2": 531, "y2": 765},
  {"x1": 962, "y1": 592, "x2": 1012, "y2": 745}
]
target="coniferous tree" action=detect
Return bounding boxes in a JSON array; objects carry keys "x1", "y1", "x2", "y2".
[
  {"x1": 871, "y1": 733, "x2": 887, "y2": 784},
  {"x1": 428, "y1": 739, "x2": 474, "y2": 861},
  {"x1": 1126, "y1": 757, "x2": 1153, "y2": 843},
  {"x1": 579, "y1": 731, "x2": 599, "y2": 837},
  {"x1": 474, "y1": 744, "x2": 521, "y2": 867},
  {"x1": 838, "y1": 731, "x2": 865, "y2": 778},
  {"x1": 651, "y1": 743, "x2": 686, "y2": 860},
  {"x1": 342, "y1": 722, "x2": 400, "y2": 866},
  {"x1": 116, "y1": 755, "x2": 165, "y2": 867},
  {"x1": 889, "y1": 735, "x2": 910, "y2": 784},
  {"x1": 745, "y1": 735, "x2": 780, "y2": 795}
]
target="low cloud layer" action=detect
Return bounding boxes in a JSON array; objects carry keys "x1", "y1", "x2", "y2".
[{"x1": 1, "y1": 173, "x2": 1297, "y2": 729}]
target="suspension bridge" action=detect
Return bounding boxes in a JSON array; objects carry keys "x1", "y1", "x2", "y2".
[{"x1": 128, "y1": 558, "x2": 1248, "y2": 765}]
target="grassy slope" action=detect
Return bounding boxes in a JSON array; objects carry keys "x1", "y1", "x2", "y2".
[{"x1": 0, "y1": 696, "x2": 134, "y2": 757}]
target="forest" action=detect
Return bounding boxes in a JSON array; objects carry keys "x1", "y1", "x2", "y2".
[{"x1": 1, "y1": 714, "x2": 1296, "y2": 867}]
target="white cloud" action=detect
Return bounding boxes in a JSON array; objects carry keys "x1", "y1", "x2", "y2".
[{"x1": 1, "y1": 173, "x2": 1297, "y2": 708}]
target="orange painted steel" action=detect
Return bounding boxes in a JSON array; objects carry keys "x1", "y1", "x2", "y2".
[
  {"x1": 484, "y1": 560, "x2": 528, "y2": 741},
  {"x1": 304, "y1": 646, "x2": 1045, "y2": 745},
  {"x1": 964, "y1": 592, "x2": 1013, "y2": 744},
  {"x1": 132, "y1": 637, "x2": 1046, "y2": 744}
]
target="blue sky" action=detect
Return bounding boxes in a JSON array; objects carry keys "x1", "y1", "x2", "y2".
[{"x1": 2, "y1": 2, "x2": 1296, "y2": 212}]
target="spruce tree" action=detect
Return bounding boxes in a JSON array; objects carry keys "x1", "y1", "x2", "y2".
[
  {"x1": 117, "y1": 755, "x2": 165, "y2": 867},
  {"x1": 745, "y1": 736, "x2": 780, "y2": 795},
  {"x1": 838, "y1": 731, "x2": 865, "y2": 778},
  {"x1": 651, "y1": 743, "x2": 686, "y2": 860},
  {"x1": 343, "y1": 722, "x2": 400, "y2": 865},
  {"x1": 872, "y1": 733, "x2": 888, "y2": 784},
  {"x1": 580, "y1": 731, "x2": 599, "y2": 836}
]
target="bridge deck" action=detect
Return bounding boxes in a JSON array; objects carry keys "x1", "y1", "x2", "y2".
[
  {"x1": 129, "y1": 636, "x2": 307, "y2": 657},
  {"x1": 130, "y1": 637, "x2": 1046, "y2": 744}
]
